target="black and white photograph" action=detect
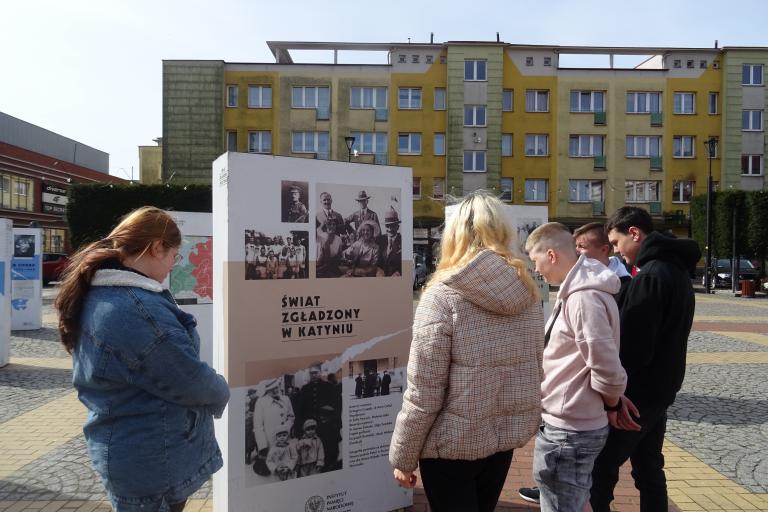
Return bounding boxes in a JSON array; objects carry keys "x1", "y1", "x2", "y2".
[
  {"x1": 244, "y1": 363, "x2": 343, "y2": 487},
  {"x1": 516, "y1": 219, "x2": 542, "y2": 252},
  {"x1": 315, "y1": 184, "x2": 402, "y2": 278},
  {"x1": 13, "y1": 234, "x2": 35, "y2": 258},
  {"x1": 244, "y1": 229, "x2": 308, "y2": 280},
  {"x1": 281, "y1": 180, "x2": 309, "y2": 223},
  {"x1": 349, "y1": 358, "x2": 404, "y2": 400}
]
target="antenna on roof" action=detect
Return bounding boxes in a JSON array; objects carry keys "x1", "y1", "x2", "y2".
[
  {"x1": 408, "y1": 37, "x2": 411, "y2": 44},
  {"x1": 714, "y1": 39, "x2": 719, "y2": 49},
  {"x1": 431, "y1": 32, "x2": 434, "y2": 44},
  {"x1": 496, "y1": 32, "x2": 500, "y2": 43}
]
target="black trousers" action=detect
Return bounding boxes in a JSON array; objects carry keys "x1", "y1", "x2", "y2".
[
  {"x1": 590, "y1": 405, "x2": 669, "y2": 512},
  {"x1": 419, "y1": 450, "x2": 513, "y2": 512}
]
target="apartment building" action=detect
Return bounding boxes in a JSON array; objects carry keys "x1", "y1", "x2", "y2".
[{"x1": 161, "y1": 40, "x2": 766, "y2": 255}]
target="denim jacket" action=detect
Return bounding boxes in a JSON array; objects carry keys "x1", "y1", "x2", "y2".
[{"x1": 72, "y1": 268, "x2": 230, "y2": 511}]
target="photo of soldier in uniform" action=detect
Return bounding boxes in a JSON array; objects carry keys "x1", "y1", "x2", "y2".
[
  {"x1": 281, "y1": 181, "x2": 309, "y2": 223},
  {"x1": 244, "y1": 363, "x2": 343, "y2": 487},
  {"x1": 315, "y1": 184, "x2": 403, "y2": 278},
  {"x1": 244, "y1": 230, "x2": 308, "y2": 280}
]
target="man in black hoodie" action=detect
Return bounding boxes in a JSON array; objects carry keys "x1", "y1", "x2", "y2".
[{"x1": 590, "y1": 207, "x2": 701, "y2": 512}]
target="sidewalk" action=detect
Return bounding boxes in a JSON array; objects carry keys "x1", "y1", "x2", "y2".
[{"x1": 1, "y1": 289, "x2": 767, "y2": 511}]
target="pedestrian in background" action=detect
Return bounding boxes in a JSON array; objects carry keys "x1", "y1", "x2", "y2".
[
  {"x1": 389, "y1": 191, "x2": 543, "y2": 512},
  {"x1": 55, "y1": 207, "x2": 230, "y2": 512}
]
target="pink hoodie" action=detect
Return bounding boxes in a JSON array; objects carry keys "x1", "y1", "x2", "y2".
[{"x1": 541, "y1": 254, "x2": 627, "y2": 431}]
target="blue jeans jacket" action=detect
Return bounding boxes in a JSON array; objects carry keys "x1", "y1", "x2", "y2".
[{"x1": 72, "y1": 269, "x2": 230, "y2": 511}]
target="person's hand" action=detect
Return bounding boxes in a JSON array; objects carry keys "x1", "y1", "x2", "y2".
[
  {"x1": 393, "y1": 468, "x2": 417, "y2": 488},
  {"x1": 608, "y1": 396, "x2": 641, "y2": 431}
]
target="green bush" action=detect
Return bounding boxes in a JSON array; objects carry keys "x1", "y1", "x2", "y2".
[{"x1": 66, "y1": 183, "x2": 212, "y2": 249}]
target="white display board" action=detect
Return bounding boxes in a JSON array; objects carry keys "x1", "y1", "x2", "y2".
[
  {"x1": 165, "y1": 211, "x2": 213, "y2": 366},
  {"x1": 0, "y1": 219, "x2": 13, "y2": 367},
  {"x1": 212, "y1": 153, "x2": 413, "y2": 512},
  {"x1": 11, "y1": 228, "x2": 42, "y2": 331}
]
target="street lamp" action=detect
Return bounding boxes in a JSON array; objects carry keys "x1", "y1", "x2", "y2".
[
  {"x1": 344, "y1": 136, "x2": 355, "y2": 163},
  {"x1": 704, "y1": 137, "x2": 718, "y2": 294}
]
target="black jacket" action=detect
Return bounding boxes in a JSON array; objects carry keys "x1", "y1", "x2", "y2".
[{"x1": 618, "y1": 232, "x2": 701, "y2": 408}]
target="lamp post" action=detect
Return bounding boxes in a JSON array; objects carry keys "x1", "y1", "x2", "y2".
[
  {"x1": 344, "y1": 136, "x2": 355, "y2": 163},
  {"x1": 704, "y1": 137, "x2": 718, "y2": 294}
]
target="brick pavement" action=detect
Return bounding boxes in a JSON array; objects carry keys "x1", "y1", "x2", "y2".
[{"x1": 0, "y1": 288, "x2": 766, "y2": 511}]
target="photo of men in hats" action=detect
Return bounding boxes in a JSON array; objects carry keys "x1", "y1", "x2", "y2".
[
  {"x1": 281, "y1": 181, "x2": 309, "y2": 223},
  {"x1": 379, "y1": 206, "x2": 402, "y2": 277},
  {"x1": 315, "y1": 184, "x2": 403, "y2": 279}
]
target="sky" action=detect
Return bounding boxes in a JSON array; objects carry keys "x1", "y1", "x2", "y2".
[{"x1": 2, "y1": 0, "x2": 766, "y2": 179}]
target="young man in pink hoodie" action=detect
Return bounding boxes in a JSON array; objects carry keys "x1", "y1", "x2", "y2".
[{"x1": 525, "y1": 222, "x2": 628, "y2": 512}]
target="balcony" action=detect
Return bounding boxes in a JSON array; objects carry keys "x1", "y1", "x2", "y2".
[
  {"x1": 594, "y1": 111, "x2": 606, "y2": 126},
  {"x1": 593, "y1": 155, "x2": 606, "y2": 170},
  {"x1": 650, "y1": 156, "x2": 662, "y2": 171},
  {"x1": 592, "y1": 200, "x2": 605, "y2": 216},
  {"x1": 650, "y1": 112, "x2": 663, "y2": 127}
]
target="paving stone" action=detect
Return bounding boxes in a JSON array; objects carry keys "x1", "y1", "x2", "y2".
[{"x1": 686, "y1": 331, "x2": 768, "y2": 353}]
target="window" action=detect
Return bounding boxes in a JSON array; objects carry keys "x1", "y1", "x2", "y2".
[
  {"x1": 525, "y1": 179, "x2": 548, "y2": 202},
  {"x1": 673, "y1": 92, "x2": 695, "y2": 114},
  {"x1": 500, "y1": 178, "x2": 513, "y2": 202},
  {"x1": 464, "y1": 59, "x2": 487, "y2": 81},
  {"x1": 544, "y1": 57, "x2": 552, "y2": 66},
  {"x1": 741, "y1": 155, "x2": 763, "y2": 175},
  {"x1": 502, "y1": 89, "x2": 513, "y2": 112},
  {"x1": 568, "y1": 180, "x2": 604, "y2": 202},
  {"x1": 525, "y1": 134, "x2": 549, "y2": 156},
  {"x1": 464, "y1": 105, "x2": 487, "y2": 126},
  {"x1": 291, "y1": 131, "x2": 329, "y2": 156},
  {"x1": 673, "y1": 181, "x2": 695, "y2": 202},
  {"x1": 687, "y1": 59, "x2": 694, "y2": 69},
  {"x1": 292, "y1": 86, "x2": 330, "y2": 108},
  {"x1": 411, "y1": 55, "x2": 420, "y2": 64},
  {"x1": 673, "y1": 136, "x2": 695, "y2": 158},
  {"x1": 2, "y1": 175, "x2": 33, "y2": 211},
  {"x1": 464, "y1": 151, "x2": 486, "y2": 172},
  {"x1": 673, "y1": 59, "x2": 681, "y2": 68},
  {"x1": 433, "y1": 178, "x2": 445, "y2": 199},
  {"x1": 226, "y1": 85, "x2": 238, "y2": 107},
  {"x1": 525, "y1": 90, "x2": 549, "y2": 112},
  {"x1": 248, "y1": 131, "x2": 272, "y2": 153},
  {"x1": 625, "y1": 180, "x2": 660, "y2": 202},
  {"x1": 625, "y1": 136, "x2": 661, "y2": 157},
  {"x1": 569, "y1": 135, "x2": 604, "y2": 157},
  {"x1": 700, "y1": 60, "x2": 708, "y2": 69},
  {"x1": 570, "y1": 90, "x2": 605, "y2": 112},
  {"x1": 426, "y1": 55, "x2": 434, "y2": 64},
  {"x1": 413, "y1": 177, "x2": 421, "y2": 199},
  {"x1": 525, "y1": 57, "x2": 534, "y2": 67},
  {"x1": 742, "y1": 110, "x2": 763, "y2": 131},
  {"x1": 626, "y1": 92, "x2": 661, "y2": 113},
  {"x1": 349, "y1": 132, "x2": 387, "y2": 155},
  {"x1": 709, "y1": 92, "x2": 718, "y2": 114},
  {"x1": 350, "y1": 86, "x2": 387, "y2": 109},
  {"x1": 434, "y1": 133, "x2": 445, "y2": 155},
  {"x1": 227, "y1": 131, "x2": 237, "y2": 152},
  {"x1": 434, "y1": 88, "x2": 446, "y2": 110},
  {"x1": 398, "y1": 87, "x2": 422, "y2": 109},
  {"x1": 247, "y1": 86, "x2": 272, "y2": 108},
  {"x1": 440, "y1": 55, "x2": 447, "y2": 65},
  {"x1": 398, "y1": 54, "x2": 406, "y2": 64},
  {"x1": 398, "y1": 133, "x2": 421, "y2": 154},
  {"x1": 502, "y1": 134, "x2": 513, "y2": 156},
  {"x1": 742, "y1": 64, "x2": 764, "y2": 85}
]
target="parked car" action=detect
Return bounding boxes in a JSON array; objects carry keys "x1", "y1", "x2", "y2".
[
  {"x1": 702, "y1": 257, "x2": 760, "y2": 289},
  {"x1": 42, "y1": 253, "x2": 70, "y2": 284}
]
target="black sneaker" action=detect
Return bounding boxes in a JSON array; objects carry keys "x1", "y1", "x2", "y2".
[{"x1": 518, "y1": 486, "x2": 540, "y2": 504}]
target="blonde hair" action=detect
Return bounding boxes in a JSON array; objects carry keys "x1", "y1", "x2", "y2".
[
  {"x1": 524, "y1": 222, "x2": 577, "y2": 256},
  {"x1": 428, "y1": 190, "x2": 538, "y2": 298}
]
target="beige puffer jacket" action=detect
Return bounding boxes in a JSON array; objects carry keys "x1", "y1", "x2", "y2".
[{"x1": 389, "y1": 250, "x2": 544, "y2": 472}]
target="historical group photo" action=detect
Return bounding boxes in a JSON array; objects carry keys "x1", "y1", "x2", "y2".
[
  {"x1": 315, "y1": 184, "x2": 403, "y2": 278},
  {"x1": 244, "y1": 229, "x2": 308, "y2": 280},
  {"x1": 348, "y1": 357, "x2": 404, "y2": 400},
  {"x1": 244, "y1": 363, "x2": 343, "y2": 487}
]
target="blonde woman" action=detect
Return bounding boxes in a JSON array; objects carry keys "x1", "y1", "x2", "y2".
[{"x1": 389, "y1": 191, "x2": 544, "y2": 511}]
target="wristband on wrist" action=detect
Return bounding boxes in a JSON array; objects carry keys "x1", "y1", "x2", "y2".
[{"x1": 604, "y1": 397, "x2": 622, "y2": 412}]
